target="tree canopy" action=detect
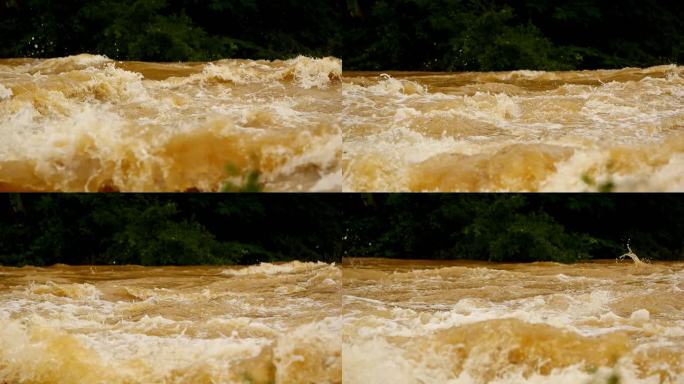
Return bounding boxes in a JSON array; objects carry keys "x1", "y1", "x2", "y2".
[
  {"x1": 342, "y1": 194, "x2": 684, "y2": 262},
  {"x1": 1, "y1": 194, "x2": 682, "y2": 266},
  {"x1": 0, "y1": 194, "x2": 343, "y2": 266},
  {"x1": 1, "y1": 0, "x2": 682, "y2": 70}
]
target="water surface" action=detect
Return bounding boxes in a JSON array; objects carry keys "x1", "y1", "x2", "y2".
[
  {"x1": 0, "y1": 54, "x2": 342, "y2": 191},
  {"x1": 343, "y1": 67, "x2": 684, "y2": 191},
  {"x1": 0, "y1": 262, "x2": 341, "y2": 383},
  {"x1": 343, "y1": 258, "x2": 684, "y2": 383}
]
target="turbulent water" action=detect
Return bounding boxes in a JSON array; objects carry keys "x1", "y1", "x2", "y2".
[
  {"x1": 2, "y1": 57, "x2": 683, "y2": 192},
  {"x1": 343, "y1": 258, "x2": 684, "y2": 384},
  {"x1": 0, "y1": 54, "x2": 342, "y2": 191},
  {"x1": 0, "y1": 262, "x2": 341, "y2": 383},
  {"x1": 343, "y1": 66, "x2": 684, "y2": 191},
  {"x1": 2, "y1": 258, "x2": 684, "y2": 383}
]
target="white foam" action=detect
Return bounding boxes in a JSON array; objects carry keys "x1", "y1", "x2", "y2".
[
  {"x1": 199, "y1": 56, "x2": 341, "y2": 89},
  {"x1": 221, "y1": 261, "x2": 333, "y2": 276},
  {"x1": 0, "y1": 84, "x2": 12, "y2": 100},
  {"x1": 0, "y1": 56, "x2": 342, "y2": 191},
  {"x1": 344, "y1": 65, "x2": 684, "y2": 192},
  {"x1": 630, "y1": 309, "x2": 650, "y2": 322}
]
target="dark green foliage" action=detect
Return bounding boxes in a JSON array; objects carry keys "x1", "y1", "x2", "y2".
[
  {"x1": 343, "y1": 1, "x2": 572, "y2": 71},
  {"x1": 1, "y1": 1, "x2": 681, "y2": 70},
  {"x1": 80, "y1": 0, "x2": 240, "y2": 61},
  {"x1": 342, "y1": 0, "x2": 683, "y2": 70},
  {"x1": 455, "y1": 196, "x2": 592, "y2": 262},
  {"x1": 342, "y1": 194, "x2": 684, "y2": 262},
  {"x1": 581, "y1": 174, "x2": 615, "y2": 193},
  {"x1": 0, "y1": 194, "x2": 343, "y2": 266},
  {"x1": 1, "y1": 194, "x2": 682, "y2": 266},
  {"x1": 0, "y1": 0, "x2": 345, "y2": 62},
  {"x1": 103, "y1": 202, "x2": 223, "y2": 265},
  {"x1": 222, "y1": 164, "x2": 264, "y2": 193}
]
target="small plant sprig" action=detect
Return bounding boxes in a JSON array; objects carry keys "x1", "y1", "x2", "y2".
[
  {"x1": 581, "y1": 174, "x2": 615, "y2": 192},
  {"x1": 221, "y1": 159, "x2": 264, "y2": 193}
]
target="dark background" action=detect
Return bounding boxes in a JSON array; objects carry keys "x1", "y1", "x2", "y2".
[
  {"x1": 342, "y1": 194, "x2": 684, "y2": 262},
  {"x1": 0, "y1": 194, "x2": 344, "y2": 266},
  {"x1": 1, "y1": 0, "x2": 682, "y2": 70},
  {"x1": 1, "y1": 194, "x2": 682, "y2": 266}
]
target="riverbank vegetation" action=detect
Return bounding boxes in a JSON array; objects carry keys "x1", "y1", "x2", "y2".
[
  {"x1": 1, "y1": 0, "x2": 681, "y2": 71},
  {"x1": 342, "y1": 195, "x2": 684, "y2": 262},
  {"x1": 1, "y1": 194, "x2": 682, "y2": 266},
  {"x1": 0, "y1": 194, "x2": 342, "y2": 266}
]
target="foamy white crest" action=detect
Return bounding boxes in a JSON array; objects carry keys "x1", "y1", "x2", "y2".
[
  {"x1": 311, "y1": 169, "x2": 343, "y2": 192},
  {"x1": 0, "y1": 84, "x2": 12, "y2": 100},
  {"x1": 274, "y1": 316, "x2": 341, "y2": 383},
  {"x1": 199, "y1": 56, "x2": 340, "y2": 89},
  {"x1": 221, "y1": 261, "x2": 333, "y2": 276},
  {"x1": 344, "y1": 338, "x2": 654, "y2": 384},
  {"x1": 16, "y1": 54, "x2": 112, "y2": 75},
  {"x1": 25, "y1": 281, "x2": 102, "y2": 300},
  {"x1": 285, "y1": 56, "x2": 342, "y2": 89},
  {"x1": 365, "y1": 74, "x2": 427, "y2": 96}
]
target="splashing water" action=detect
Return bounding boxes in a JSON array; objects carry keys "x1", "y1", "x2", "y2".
[
  {"x1": 617, "y1": 240, "x2": 645, "y2": 265},
  {"x1": 342, "y1": 258, "x2": 684, "y2": 384},
  {"x1": 0, "y1": 54, "x2": 342, "y2": 192},
  {"x1": 3, "y1": 58, "x2": 683, "y2": 192},
  {"x1": 2, "y1": 258, "x2": 683, "y2": 383},
  {"x1": 343, "y1": 66, "x2": 684, "y2": 192},
  {"x1": 0, "y1": 262, "x2": 341, "y2": 383}
]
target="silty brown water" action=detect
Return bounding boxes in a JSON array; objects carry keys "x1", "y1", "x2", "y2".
[
  {"x1": 343, "y1": 66, "x2": 684, "y2": 191},
  {"x1": 343, "y1": 258, "x2": 684, "y2": 383},
  {"x1": 0, "y1": 261, "x2": 341, "y2": 383},
  {"x1": 0, "y1": 54, "x2": 342, "y2": 192}
]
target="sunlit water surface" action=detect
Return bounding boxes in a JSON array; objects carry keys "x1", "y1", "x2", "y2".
[
  {"x1": 0, "y1": 54, "x2": 342, "y2": 191},
  {"x1": 342, "y1": 258, "x2": 684, "y2": 383},
  {"x1": 0, "y1": 262, "x2": 341, "y2": 383},
  {"x1": 343, "y1": 66, "x2": 684, "y2": 191}
]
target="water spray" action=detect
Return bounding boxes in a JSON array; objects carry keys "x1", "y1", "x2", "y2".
[{"x1": 617, "y1": 238, "x2": 644, "y2": 264}]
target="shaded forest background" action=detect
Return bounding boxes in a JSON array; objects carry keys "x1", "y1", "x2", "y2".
[
  {"x1": 1, "y1": 0, "x2": 682, "y2": 71},
  {"x1": 0, "y1": 195, "x2": 343, "y2": 266},
  {"x1": 1, "y1": 194, "x2": 683, "y2": 266},
  {"x1": 343, "y1": 194, "x2": 684, "y2": 263}
]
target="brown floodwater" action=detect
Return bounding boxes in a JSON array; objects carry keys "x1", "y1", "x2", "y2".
[
  {"x1": 0, "y1": 54, "x2": 342, "y2": 191},
  {"x1": 342, "y1": 258, "x2": 684, "y2": 383},
  {"x1": 343, "y1": 66, "x2": 684, "y2": 191},
  {"x1": 2, "y1": 258, "x2": 683, "y2": 383},
  {"x1": 0, "y1": 262, "x2": 341, "y2": 383},
  {"x1": 3, "y1": 58, "x2": 682, "y2": 192}
]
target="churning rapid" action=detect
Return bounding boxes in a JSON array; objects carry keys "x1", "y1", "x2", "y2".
[
  {"x1": 343, "y1": 258, "x2": 684, "y2": 384},
  {"x1": 0, "y1": 262, "x2": 341, "y2": 383},
  {"x1": 0, "y1": 54, "x2": 342, "y2": 191},
  {"x1": 343, "y1": 66, "x2": 684, "y2": 191}
]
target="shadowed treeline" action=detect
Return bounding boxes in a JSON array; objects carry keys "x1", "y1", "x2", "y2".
[
  {"x1": 1, "y1": 0, "x2": 682, "y2": 70},
  {"x1": 342, "y1": 194, "x2": 684, "y2": 262},
  {"x1": 0, "y1": 194, "x2": 343, "y2": 266},
  {"x1": 1, "y1": 194, "x2": 683, "y2": 266}
]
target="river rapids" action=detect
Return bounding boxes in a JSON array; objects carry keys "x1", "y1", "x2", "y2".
[{"x1": 2, "y1": 56, "x2": 683, "y2": 191}]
